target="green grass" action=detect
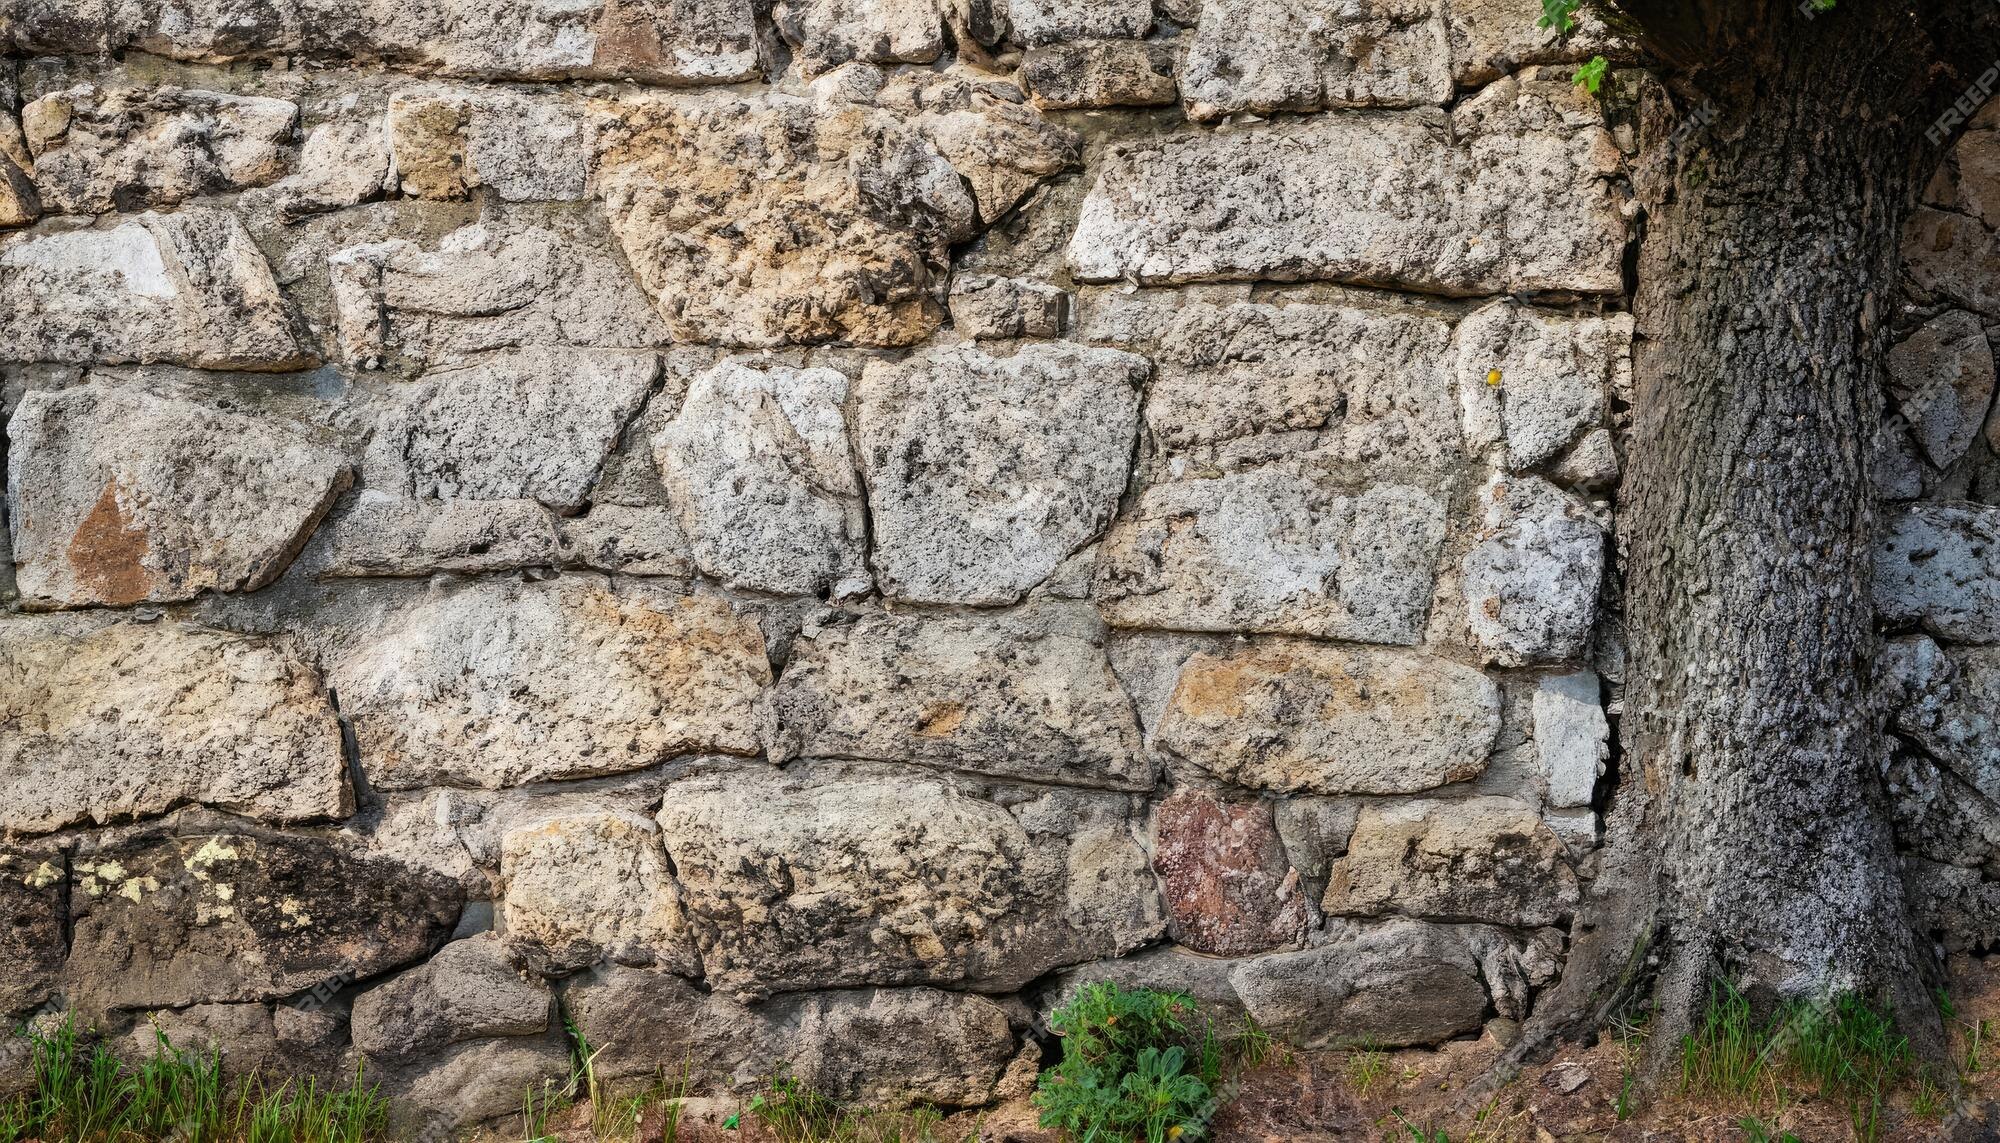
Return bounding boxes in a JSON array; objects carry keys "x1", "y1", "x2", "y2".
[
  {"x1": 1344, "y1": 1043, "x2": 1389, "y2": 1096},
  {"x1": 1678, "y1": 982, "x2": 1935, "y2": 1142},
  {"x1": 719, "y1": 1067, "x2": 961, "y2": 1142},
  {"x1": 0, "y1": 1017, "x2": 388, "y2": 1143}
]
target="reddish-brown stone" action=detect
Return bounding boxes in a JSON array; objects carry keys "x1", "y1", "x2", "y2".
[{"x1": 1152, "y1": 789, "x2": 1314, "y2": 956}]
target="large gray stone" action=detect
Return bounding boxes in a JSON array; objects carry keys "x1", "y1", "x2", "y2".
[
  {"x1": 1876, "y1": 502, "x2": 2000, "y2": 642},
  {"x1": 22, "y1": 84, "x2": 295, "y2": 214},
  {"x1": 7, "y1": 381, "x2": 348, "y2": 606},
  {"x1": 1095, "y1": 464, "x2": 1449, "y2": 643},
  {"x1": 1323, "y1": 797, "x2": 1579, "y2": 926},
  {"x1": 1891, "y1": 643, "x2": 2000, "y2": 807},
  {"x1": 1461, "y1": 473, "x2": 1605, "y2": 665},
  {"x1": 327, "y1": 220, "x2": 669, "y2": 368},
  {"x1": 857, "y1": 343, "x2": 1145, "y2": 605},
  {"x1": 330, "y1": 577, "x2": 769, "y2": 790},
  {"x1": 562, "y1": 968, "x2": 1020, "y2": 1105},
  {"x1": 394, "y1": 347, "x2": 658, "y2": 513},
  {"x1": 254, "y1": 115, "x2": 394, "y2": 222},
  {"x1": 771, "y1": 610, "x2": 1151, "y2": 790},
  {"x1": 0, "y1": 615, "x2": 349, "y2": 834},
  {"x1": 1067, "y1": 76, "x2": 1625, "y2": 295},
  {"x1": 0, "y1": 209, "x2": 309, "y2": 368},
  {"x1": 657, "y1": 762, "x2": 1161, "y2": 997},
  {"x1": 351, "y1": 933, "x2": 552, "y2": 1062},
  {"x1": 1079, "y1": 292, "x2": 1461, "y2": 474},
  {"x1": 4, "y1": 0, "x2": 762, "y2": 86},
  {"x1": 1885, "y1": 309, "x2": 1996, "y2": 470},
  {"x1": 1454, "y1": 301, "x2": 1630, "y2": 470},
  {"x1": 769, "y1": 0, "x2": 966, "y2": 75},
  {"x1": 1180, "y1": 0, "x2": 1452, "y2": 120},
  {"x1": 1020, "y1": 41, "x2": 1178, "y2": 110},
  {"x1": 1228, "y1": 921, "x2": 1489, "y2": 1049},
  {"x1": 63, "y1": 827, "x2": 462, "y2": 1015},
  {"x1": 1154, "y1": 641, "x2": 1501, "y2": 794},
  {"x1": 861, "y1": 69, "x2": 1082, "y2": 226},
  {"x1": 1533, "y1": 669, "x2": 1607, "y2": 808},
  {"x1": 653, "y1": 360, "x2": 870, "y2": 597},
  {"x1": 499, "y1": 808, "x2": 699, "y2": 973},
  {"x1": 1006, "y1": 0, "x2": 1150, "y2": 45}
]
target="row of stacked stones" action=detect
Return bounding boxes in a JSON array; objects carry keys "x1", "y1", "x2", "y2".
[
  {"x1": 0, "y1": 0, "x2": 1644, "y2": 1127},
  {"x1": 1880, "y1": 109, "x2": 2000, "y2": 953}
]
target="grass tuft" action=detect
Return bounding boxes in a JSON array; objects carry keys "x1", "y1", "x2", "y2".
[{"x1": 0, "y1": 1015, "x2": 388, "y2": 1143}]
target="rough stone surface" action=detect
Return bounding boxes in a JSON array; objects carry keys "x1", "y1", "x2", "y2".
[
  {"x1": 499, "y1": 810, "x2": 699, "y2": 974},
  {"x1": 1324, "y1": 797, "x2": 1579, "y2": 926},
  {"x1": 0, "y1": 848, "x2": 65, "y2": 1015},
  {"x1": 771, "y1": 610, "x2": 1150, "y2": 790},
  {"x1": 352, "y1": 933, "x2": 552, "y2": 1062},
  {"x1": 394, "y1": 347, "x2": 657, "y2": 513},
  {"x1": 1020, "y1": 41, "x2": 1178, "y2": 110},
  {"x1": 1876, "y1": 503, "x2": 2000, "y2": 643},
  {"x1": 1067, "y1": 77, "x2": 1626, "y2": 295},
  {"x1": 1154, "y1": 641, "x2": 1502, "y2": 794},
  {"x1": 0, "y1": 209, "x2": 309, "y2": 368},
  {"x1": 4, "y1": 0, "x2": 762, "y2": 85},
  {"x1": 1533, "y1": 669, "x2": 1607, "y2": 808},
  {"x1": 1082, "y1": 293, "x2": 1461, "y2": 472},
  {"x1": 330, "y1": 577, "x2": 770, "y2": 790},
  {"x1": 1228, "y1": 921, "x2": 1489, "y2": 1049},
  {"x1": 1886, "y1": 309, "x2": 1996, "y2": 470},
  {"x1": 857, "y1": 343, "x2": 1145, "y2": 604},
  {"x1": 865, "y1": 70, "x2": 1081, "y2": 225},
  {"x1": 387, "y1": 86, "x2": 592, "y2": 202},
  {"x1": 1095, "y1": 465, "x2": 1449, "y2": 643},
  {"x1": 769, "y1": 0, "x2": 957, "y2": 76},
  {"x1": 256, "y1": 116, "x2": 393, "y2": 221},
  {"x1": 1890, "y1": 643, "x2": 2000, "y2": 807},
  {"x1": 653, "y1": 360, "x2": 870, "y2": 597},
  {"x1": 1461, "y1": 473, "x2": 1606, "y2": 665},
  {"x1": 64, "y1": 827, "x2": 462, "y2": 1015},
  {"x1": 1454, "y1": 301, "x2": 1630, "y2": 470},
  {"x1": 8, "y1": 381, "x2": 349, "y2": 606},
  {"x1": 1152, "y1": 790, "x2": 1312, "y2": 956},
  {"x1": 1442, "y1": 0, "x2": 1626, "y2": 85},
  {"x1": 563, "y1": 968, "x2": 1019, "y2": 1105},
  {"x1": 0, "y1": 615, "x2": 348, "y2": 834},
  {"x1": 328, "y1": 221, "x2": 669, "y2": 368},
  {"x1": 947, "y1": 274, "x2": 1069, "y2": 338},
  {"x1": 1180, "y1": 0, "x2": 1452, "y2": 120},
  {"x1": 1007, "y1": 0, "x2": 1150, "y2": 45},
  {"x1": 593, "y1": 89, "x2": 976, "y2": 347},
  {"x1": 22, "y1": 84, "x2": 295, "y2": 214},
  {"x1": 658, "y1": 762, "x2": 1161, "y2": 997}
]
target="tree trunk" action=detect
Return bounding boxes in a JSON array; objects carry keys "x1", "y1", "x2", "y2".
[
  {"x1": 1620, "y1": 50, "x2": 1936, "y2": 1052},
  {"x1": 1510, "y1": 0, "x2": 1974, "y2": 1073}
]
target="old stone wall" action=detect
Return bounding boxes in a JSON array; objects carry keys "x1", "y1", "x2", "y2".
[
  {"x1": 0, "y1": 0, "x2": 1639, "y2": 1126},
  {"x1": 1881, "y1": 108, "x2": 2000, "y2": 955}
]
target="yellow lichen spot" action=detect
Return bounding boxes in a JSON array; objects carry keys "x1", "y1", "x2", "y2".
[
  {"x1": 24, "y1": 862, "x2": 61, "y2": 889},
  {"x1": 185, "y1": 837, "x2": 241, "y2": 876},
  {"x1": 1486, "y1": 368, "x2": 1503, "y2": 387},
  {"x1": 278, "y1": 898, "x2": 313, "y2": 928},
  {"x1": 118, "y1": 876, "x2": 159, "y2": 904},
  {"x1": 215, "y1": 884, "x2": 235, "y2": 902}
]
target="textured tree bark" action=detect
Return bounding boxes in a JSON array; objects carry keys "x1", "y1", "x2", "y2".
[{"x1": 1504, "y1": 0, "x2": 2000, "y2": 1077}]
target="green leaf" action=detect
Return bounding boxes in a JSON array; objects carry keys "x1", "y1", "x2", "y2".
[
  {"x1": 722, "y1": 1113, "x2": 741, "y2": 1130},
  {"x1": 1572, "y1": 55, "x2": 1609, "y2": 94},
  {"x1": 1537, "y1": 0, "x2": 1580, "y2": 33}
]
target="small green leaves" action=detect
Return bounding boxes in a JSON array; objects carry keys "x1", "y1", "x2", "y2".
[
  {"x1": 1538, "y1": 0, "x2": 1581, "y2": 33},
  {"x1": 1572, "y1": 56, "x2": 1609, "y2": 94}
]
